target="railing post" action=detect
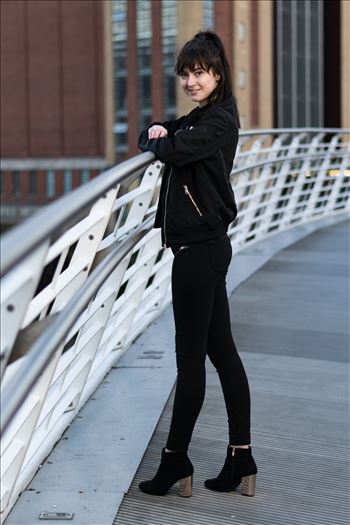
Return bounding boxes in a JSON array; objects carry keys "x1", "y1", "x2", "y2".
[
  {"x1": 1, "y1": 129, "x2": 348, "y2": 522},
  {"x1": 50, "y1": 188, "x2": 119, "y2": 314},
  {"x1": 0, "y1": 242, "x2": 49, "y2": 378},
  {"x1": 306, "y1": 134, "x2": 341, "y2": 219},
  {"x1": 324, "y1": 141, "x2": 350, "y2": 213},
  {"x1": 1, "y1": 348, "x2": 61, "y2": 515}
]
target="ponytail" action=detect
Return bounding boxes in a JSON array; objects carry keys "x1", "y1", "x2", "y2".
[{"x1": 193, "y1": 31, "x2": 232, "y2": 100}]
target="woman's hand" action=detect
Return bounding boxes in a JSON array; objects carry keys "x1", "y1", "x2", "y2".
[{"x1": 148, "y1": 125, "x2": 168, "y2": 139}]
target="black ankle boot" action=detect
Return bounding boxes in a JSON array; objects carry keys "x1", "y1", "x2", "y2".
[
  {"x1": 138, "y1": 448, "x2": 194, "y2": 497},
  {"x1": 205, "y1": 446, "x2": 257, "y2": 495}
]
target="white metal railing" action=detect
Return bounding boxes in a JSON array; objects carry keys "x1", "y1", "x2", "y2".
[{"x1": 1, "y1": 129, "x2": 349, "y2": 521}]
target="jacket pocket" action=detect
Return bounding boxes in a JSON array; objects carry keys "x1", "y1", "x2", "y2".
[
  {"x1": 183, "y1": 184, "x2": 224, "y2": 228},
  {"x1": 183, "y1": 185, "x2": 203, "y2": 217}
]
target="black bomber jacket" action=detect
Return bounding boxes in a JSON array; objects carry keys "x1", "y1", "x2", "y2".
[{"x1": 138, "y1": 96, "x2": 239, "y2": 247}]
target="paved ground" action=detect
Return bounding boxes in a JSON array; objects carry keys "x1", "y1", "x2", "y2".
[
  {"x1": 5, "y1": 218, "x2": 348, "y2": 525},
  {"x1": 113, "y1": 220, "x2": 349, "y2": 525}
]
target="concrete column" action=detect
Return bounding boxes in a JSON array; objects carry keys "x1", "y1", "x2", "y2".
[
  {"x1": 233, "y1": 1, "x2": 252, "y2": 129},
  {"x1": 151, "y1": 0, "x2": 164, "y2": 121},
  {"x1": 250, "y1": 0, "x2": 259, "y2": 127},
  {"x1": 214, "y1": 0, "x2": 233, "y2": 69},
  {"x1": 258, "y1": 0, "x2": 274, "y2": 128},
  {"x1": 127, "y1": 0, "x2": 139, "y2": 157},
  {"x1": 103, "y1": 0, "x2": 115, "y2": 165},
  {"x1": 176, "y1": 0, "x2": 203, "y2": 116}
]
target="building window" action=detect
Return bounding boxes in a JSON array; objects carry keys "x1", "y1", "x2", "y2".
[
  {"x1": 81, "y1": 169, "x2": 90, "y2": 184},
  {"x1": 203, "y1": 0, "x2": 214, "y2": 30},
  {"x1": 47, "y1": 170, "x2": 55, "y2": 197},
  {"x1": 12, "y1": 171, "x2": 21, "y2": 197},
  {"x1": 113, "y1": 0, "x2": 128, "y2": 158},
  {"x1": 162, "y1": 0, "x2": 177, "y2": 121},
  {"x1": 116, "y1": 76, "x2": 127, "y2": 112},
  {"x1": 29, "y1": 170, "x2": 37, "y2": 196},
  {"x1": 64, "y1": 170, "x2": 72, "y2": 193},
  {"x1": 137, "y1": 0, "x2": 152, "y2": 130},
  {"x1": 239, "y1": 69, "x2": 246, "y2": 89},
  {"x1": 275, "y1": 0, "x2": 323, "y2": 127},
  {"x1": 113, "y1": 118, "x2": 128, "y2": 159},
  {"x1": 140, "y1": 74, "x2": 151, "y2": 108},
  {"x1": 238, "y1": 22, "x2": 246, "y2": 42}
]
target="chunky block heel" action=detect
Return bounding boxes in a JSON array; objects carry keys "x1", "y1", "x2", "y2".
[
  {"x1": 138, "y1": 448, "x2": 194, "y2": 497},
  {"x1": 204, "y1": 446, "x2": 258, "y2": 494},
  {"x1": 179, "y1": 475, "x2": 193, "y2": 497},
  {"x1": 241, "y1": 473, "x2": 256, "y2": 496}
]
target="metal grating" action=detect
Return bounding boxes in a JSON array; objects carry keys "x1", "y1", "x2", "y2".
[{"x1": 113, "y1": 221, "x2": 349, "y2": 525}]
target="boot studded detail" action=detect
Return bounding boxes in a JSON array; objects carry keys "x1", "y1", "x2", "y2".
[
  {"x1": 204, "y1": 446, "x2": 257, "y2": 495},
  {"x1": 138, "y1": 448, "x2": 194, "y2": 497}
]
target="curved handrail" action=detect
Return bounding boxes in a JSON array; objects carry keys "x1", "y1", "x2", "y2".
[
  {"x1": 0, "y1": 152, "x2": 155, "y2": 277},
  {"x1": 238, "y1": 127, "x2": 350, "y2": 136},
  {"x1": 1, "y1": 141, "x2": 345, "y2": 433},
  {"x1": 231, "y1": 151, "x2": 349, "y2": 175},
  {"x1": 1, "y1": 218, "x2": 154, "y2": 436},
  {"x1": 2, "y1": 128, "x2": 348, "y2": 277},
  {"x1": 0, "y1": 128, "x2": 349, "y2": 521}
]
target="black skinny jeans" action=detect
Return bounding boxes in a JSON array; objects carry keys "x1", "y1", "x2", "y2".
[{"x1": 165, "y1": 235, "x2": 251, "y2": 453}]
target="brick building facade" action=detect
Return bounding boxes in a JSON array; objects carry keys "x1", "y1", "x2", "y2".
[
  {"x1": 1, "y1": 0, "x2": 349, "y2": 229},
  {"x1": 1, "y1": 0, "x2": 113, "y2": 227}
]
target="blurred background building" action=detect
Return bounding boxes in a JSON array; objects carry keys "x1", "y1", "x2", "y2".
[
  {"x1": 1, "y1": 0, "x2": 349, "y2": 229},
  {"x1": 1, "y1": 0, "x2": 113, "y2": 228}
]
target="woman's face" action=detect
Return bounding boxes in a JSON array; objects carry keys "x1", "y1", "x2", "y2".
[{"x1": 179, "y1": 65, "x2": 220, "y2": 107}]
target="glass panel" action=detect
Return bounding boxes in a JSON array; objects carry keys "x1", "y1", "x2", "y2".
[
  {"x1": 309, "y1": 0, "x2": 321, "y2": 126},
  {"x1": 275, "y1": 0, "x2": 323, "y2": 127},
  {"x1": 114, "y1": 116, "x2": 128, "y2": 150},
  {"x1": 162, "y1": 0, "x2": 177, "y2": 120},
  {"x1": 12, "y1": 171, "x2": 20, "y2": 196},
  {"x1": 115, "y1": 75, "x2": 126, "y2": 112},
  {"x1": 140, "y1": 74, "x2": 151, "y2": 107},
  {"x1": 112, "y1": 0, "x2": 128, "y2": 156},
  {"x1": 29, "y1": 170, "x2": 37, "y2": 196},
  {"x1": 203, "y1": 0, "x2": 214, "y2": 30},
  {"x1": 137, "y1": 0, "x2": 152, "y2": 131},
  {"x1": 282, "y1": 1, "x2": 292, "y2": 126},
  {"x1": 239, "y1": 69, "x2": 246, "y2": 89},
  {"x1": 140, "y1": 112, "x2": 152, "y2": 130},
  {"x1": 296, "y1": 1, "x2": 306, "y2": 126},
  {"x1": 238, "y1": 23, "x2": 246, "y2": 43},
  {"x1": 112, "y1": 0, "x2": 127, "y2": 41},
  {"x1": 81, "y1": 169, "x2": 89, "y2": 184},
  {"x1": 47, "y1": 170, "x2": 55, "y2": 197},
  {"x1": 63, "y1": 170, "x2": 72, "y2": 193}
]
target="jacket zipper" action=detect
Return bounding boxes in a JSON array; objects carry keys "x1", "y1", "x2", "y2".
[
  {"x1": 183, "y1": 185, "x2": 203, "y2": 217},
  {"x1": 163, "y1": 168, "x2": 172, "y2": 248},
  {"x1": 218, "y1": 148, "x2": 226, "y2": 173}
]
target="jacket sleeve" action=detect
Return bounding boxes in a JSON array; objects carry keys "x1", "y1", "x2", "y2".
[
  {"x1": 138, "y1": 110, "x2": 234, "y2": 167},
  {"x1": 160, "y1": 116, "x2": 187, "y2": 137},
  {"x1": 138, "y1": 115, "x2": 187, "y2": 146}
]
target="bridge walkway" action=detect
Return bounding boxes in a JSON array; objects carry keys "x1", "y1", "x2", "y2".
[
  {"x1": 113, "y1": 220, "x2": 349, "y2": 525},
  {"x1": 5, "y1": 219, "x2": 349, "y2": 525}
]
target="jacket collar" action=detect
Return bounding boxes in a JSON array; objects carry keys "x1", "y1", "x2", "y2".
[{"x1": 184, "y1": 95, "x2": 235, "y2": 127}]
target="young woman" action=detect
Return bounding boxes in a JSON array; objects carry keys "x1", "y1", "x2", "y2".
[{"x1": 137, "y1": 30, "x2": 257, "y2": 498}]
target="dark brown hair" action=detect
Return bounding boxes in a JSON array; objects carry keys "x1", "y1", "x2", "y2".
[{"x1": 175, "y1": 30, "x2": 240, "y2": 126}]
